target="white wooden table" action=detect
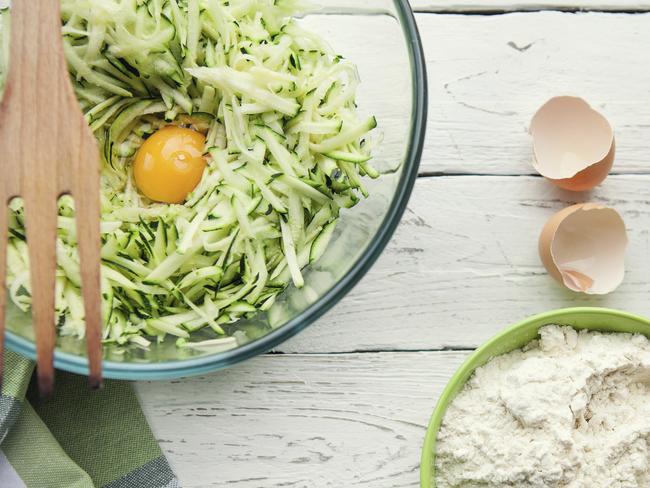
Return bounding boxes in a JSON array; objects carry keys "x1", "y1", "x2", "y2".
[{"x1": 136, "y1": 2, "x2": 650, "y2": 486}]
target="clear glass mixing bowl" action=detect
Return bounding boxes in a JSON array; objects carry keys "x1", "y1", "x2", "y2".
[{"x1": 6, "y1": 0, "x2": 427, "y2": 379}]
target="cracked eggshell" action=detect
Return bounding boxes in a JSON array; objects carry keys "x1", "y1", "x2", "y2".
[
  {"x1": 539, "y1": 203, "x2": 627, "y2": 295},
  {"x1": 530, "y1": 97, "x2": 615, "y2": 191}
]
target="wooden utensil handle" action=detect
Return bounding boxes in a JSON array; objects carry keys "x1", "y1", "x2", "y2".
[{"x1": 7, "y1": 0, "x2": 68, "y2": 91}]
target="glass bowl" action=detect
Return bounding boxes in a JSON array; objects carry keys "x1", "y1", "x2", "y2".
[{"x1": 6, "y1": 0, "x2": 427, "y2": 380}]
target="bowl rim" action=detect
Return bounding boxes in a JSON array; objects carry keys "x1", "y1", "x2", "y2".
[
  {"x1": 419, "y1": 307, "x2": 650, "y2": 487},
  {"x1": 6, "y1": 0, "x2": 428, "y2": 380}
]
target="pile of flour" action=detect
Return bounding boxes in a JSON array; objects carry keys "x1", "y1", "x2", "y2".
[{"x1": 435, "y1": 325, "x2": 650, "y2": 488}]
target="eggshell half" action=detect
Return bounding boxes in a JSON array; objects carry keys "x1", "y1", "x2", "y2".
[
  {"x1": 530, "y1": 97, "x2": 615, "y2": 191},
  {"x1": 539, "y1": 203, "x2": 627, "y2": 294}
]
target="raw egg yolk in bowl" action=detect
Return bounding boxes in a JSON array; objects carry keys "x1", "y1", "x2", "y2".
[{"x1": 134, "y1": 126, "x2": 207, "y2": 204}]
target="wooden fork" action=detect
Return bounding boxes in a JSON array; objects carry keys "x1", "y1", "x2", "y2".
[{"x1": 0, "y1": 0, "x2": 103, "y2": 395}]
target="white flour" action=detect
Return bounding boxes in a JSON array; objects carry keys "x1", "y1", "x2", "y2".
[{"x1": 435, "y1": 325, "x2": 650, "y2": 488}]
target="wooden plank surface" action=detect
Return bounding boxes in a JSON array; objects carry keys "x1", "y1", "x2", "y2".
[
  {"x1": 415, "y1": 12, "x2": 650, "y2": 175},
  {"x1": 137, "y1": 352, "x2": 468, "y2": 488},
  {"x1": 279, "y1": 174, "x2": 650, "y2": 352},
  {"x1": 133, "y1": 8, "x2": 650, "y2": 488},
  {"x1": 410, "y1": 0, "x2": 650, "y2": 12},
  {"x1": 303, "y1": 11, "x2": 650, "y2": 175},
  {"x1": 322, "y1": 12, "x2": 650, "y2": 175}
]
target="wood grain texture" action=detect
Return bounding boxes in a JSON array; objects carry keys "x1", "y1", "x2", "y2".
[
  {"x1": 2, "y1": 0, "x2": 66, "y2": 395},
  {"x1": 0, "y1": 0, "x2": 103, "y2": 391},
  {"x1": 132, "y1": 6, "x2": 650, "y2": 488},
  {"x1": 410, "y1": 0, "x2": 650, "y2": 12},
  {"x1": 415, "y1": 12, "x2": 650, "y2": 175},
  {"x1": 137, "y1": 351, "x2": 468, "y2": 488},
  {"x1": 279, "y1": 175, "x2": 650, "y2": 352},
  {"x1": 324, "y1": 12, "x2": 650, "y2": 175}
]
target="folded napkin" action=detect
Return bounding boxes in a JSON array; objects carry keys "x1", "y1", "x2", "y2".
[{"x1": 0, "y1": 351, "x2": 180, "y2": 488}]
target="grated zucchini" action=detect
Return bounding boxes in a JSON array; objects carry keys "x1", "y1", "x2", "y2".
[{"x1": 2, "y1": 0, "x2": 378, "y2": 351}]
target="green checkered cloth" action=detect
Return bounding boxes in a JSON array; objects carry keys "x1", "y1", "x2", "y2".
[{"x1": 0, "y1": 351, "x2": 180, "y2": 488}]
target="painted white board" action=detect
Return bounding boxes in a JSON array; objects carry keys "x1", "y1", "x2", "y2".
[
  {"x1": 314, "y1": 12, "x2": 650, "y2": 175},
  {"x1": 281, "y1": 175, "x2": 650, "y2": 352},
  {"x1": 138, "y1": 351, "x2": 468, "y2": 488},
  {"x1": 417, "y1": 12, "x2": 650, "y2": 175}
]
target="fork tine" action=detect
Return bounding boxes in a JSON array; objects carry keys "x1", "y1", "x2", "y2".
[
  {"x1": 74, "y1": 144, "x2": 103, "y2": 390},
  {"x1": 0, "y1": 201, "x2": 8, "y2": 391},
  {"x1": 23, "y1": 193, "x2": 59, "y2": 397}
]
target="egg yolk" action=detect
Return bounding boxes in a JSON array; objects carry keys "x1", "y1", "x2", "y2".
[{"x1": 133, "y1": 126, "x2": 207, "y2": 204}]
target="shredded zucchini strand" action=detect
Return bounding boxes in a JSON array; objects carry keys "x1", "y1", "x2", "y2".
[{"x1": 2, "y1": 0, "x2": 377, "y2": 350}]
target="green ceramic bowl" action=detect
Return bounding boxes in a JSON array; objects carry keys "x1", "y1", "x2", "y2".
[{"x1": 420, "y1": 307, "x2": 650, "y2": 488}]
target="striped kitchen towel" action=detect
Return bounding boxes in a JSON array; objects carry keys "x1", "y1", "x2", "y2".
[{"x1": 0, "y1": 351, "x2": 180, "y2": 488}]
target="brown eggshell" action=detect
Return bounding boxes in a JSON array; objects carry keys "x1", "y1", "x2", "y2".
[
  {"x1": 548, "y1": 139, "x2": 615, "y2": 192},
  {"x1": 539, "y1": 203, "x2": 627, "y2": 294},
  {"x1": 530, "y1": 97, "x2": 615, "y2": 191}
]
